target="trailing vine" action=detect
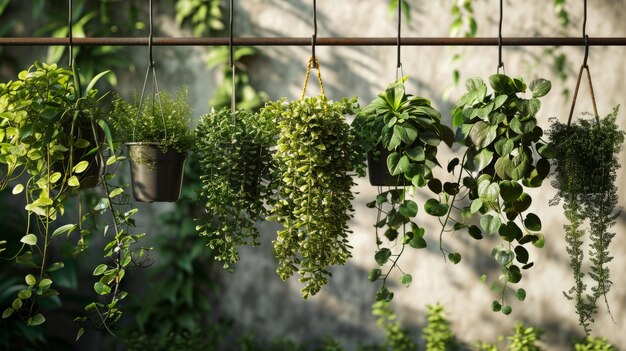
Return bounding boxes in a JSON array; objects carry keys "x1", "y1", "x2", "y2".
[
  {"x1": 355, "y1": 77, "x2": 453, "y2": 302},
  {"x1": 265, "y1": 95, "x2": 360, "y2": 298},
  {"x1": 549, "y1": 106, "x2": 624, "y2": 335},
  {"x1": 428, "y1": 74, "x2": 553, "y2": 315},
  {"x1": 195, "y1": 108, "x2": 277, "y2": 269}
]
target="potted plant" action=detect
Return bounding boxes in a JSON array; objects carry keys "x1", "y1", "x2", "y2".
[
  {"x1": 353, "y1": 77, "x2": 453, "y2": 301},
  {"x1": 262, "y1": 95, "x2": 361, "y2": 299},
  {"x1": 110, "y1": 88, "x2": 195, "y2": 202},
  {"x1": 0, "y1": 61, "x2": 129, "y2": 329},
  {"x1": 424, "y1": 74, "x2": 553, "y2": 315},
  {"x1": 549, "y1": 106, "x2": 624, "y2": 334},
  {"x1": 194, "y1": 107, "x2": 277, "y2": 270}
]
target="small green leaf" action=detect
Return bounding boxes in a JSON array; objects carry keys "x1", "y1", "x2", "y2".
[
  {"x1": 409, "y1": 235, "x2": 427, "y2": 249},
  {"x1": 39, "y1": 278, "x2": 52, "y2": 290},
  {"x1": 495, "y1": 250, "x2": 515, "y2": 266},
  {"x1": 368, "y1": 268, "x2": 382, "y2": 282},
  {"x1": 470, "y1": 199, "x2": 483, "y2": 213},
  {"x1": 515, "y1": 246, "x2": 529, "y2": 264},
  {"x1": 532, "y1": 233, "x2": 545, "y2": 248},
  {"x1": 29, "y1": 313, "x2": 46, "y2": 326},
  {"x1": 401, "y1": 273, "x2": 413, "y2": 287},
  {"x1": 529, "y1": 78, "x2": 551, "y2": 98},
  {"x1": 375, "y1": 248, "x2": 392, "y2": 265},
  {"x1": 94, "y1": 282, "x2": 111, "y2": 295},
  {"x1": 2, "y1": 308, "x2": 13, "y2": 319},
  {"x1": 68, "y1": 176, "x2": 80, "y2": 187},
  {"x1": 12, "y1": 298, "x2": 22, "y2": 310},
  {"x1": 480, "y1": 275, "x2": 487, "y2": 283},
  {"x1": 499, "y1": 181, "x2": 523, "y2": 202},
  {"x1": 109, "y1": 187, "x2": 124, "y2": 198},
  {"x1": 515, "y1": 288, "x2": 527, "y2": 301},
  {"x1": 523, "y1": 213, "x2": 542, "y2": 231},
  {"x1": 72, "y1": 160, "x2": 89, "y2": 174},
  {"x1": 76, "y1": 327, "x2": 85, "y2": 341},
  {"x1": 467, "y1": 225, "x2": 483, "y2": 240},
  {"x1": 399, "y1": 200, "x2": 418, "y2": 218},
  {"x1": 406, "y1": 145, "x2": 425, "y2": 161},
  {"x1": 25, "y1": 274, "x2": 37, "y2": 286},
  {"x1": 12, "y1": 184, "x2": 24, "y2": 195},
  {"x1": 448, "y1": 253, "x2": 461, "y2": 264},
  {"x1": 93, "y1": 264, "x2": 108, "y2": 276},
  {"x1": 480, "y1": 215, "x2": 501, "y2": 235},
  {"x1": 424, "y1": 199, "x2": 449, "y2": 217},
  {"x1": 51, "y1": 224, "x2": 76, "y2": 239},
  {"x1": 501, "y1": 305, "x2": 512, "y2": 315},
  {"x1": 492, "y1": 300, "x2": 502, "y2": 312},
  {"x1": 18, "y1": 290, "x2": 32, "y2": 299},
  {"x1": 20, "y1": 234, "x2": 37, "y2": 246},
  {"x1": 478, "y1": 180, "x2": 500, "y2": 202}
]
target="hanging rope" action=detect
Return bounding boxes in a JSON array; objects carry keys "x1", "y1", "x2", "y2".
[
  {"x1": 68, "y1": 0, "x2": 73, "y2": 67},
  {"x1": 497, "y1": 0, "x2": 504, "y2": 73},
  {"x1": 567, "y1": 0, "x2": 599, "y2": 126},
  {"x1": 311, "y1": 0, "x2": 319, "y2": 69},
  {"x1": 133, "y1": 0, "x2": 167, "y2": 142},
  {"x1": 301, "y1": 57, "x2": 325, "y2": 100},
  {"x1": 229, "y1": 0, "x2": 236, "y2": 112}
]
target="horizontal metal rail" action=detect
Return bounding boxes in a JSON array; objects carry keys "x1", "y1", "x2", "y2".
[{"x1": 1, "y1": 36, "x2": 626, "y2": 47}]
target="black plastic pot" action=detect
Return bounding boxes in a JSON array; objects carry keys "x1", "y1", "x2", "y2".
[
  {"x1": 367, "y1": 143, "x2": 408, "y2": 187},
  {"x1": 126, "y1": 142, "x2": 186, "y2": 202}
]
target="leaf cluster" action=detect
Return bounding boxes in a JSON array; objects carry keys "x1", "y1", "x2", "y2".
[
  {"x1": 549, "y1": 106, "x2": 624, "y2": 334},
  {"x1": 266, "y1": 96, "x2": 357, "y2": 298},
  {"x1": 195, "y1": 107, "x2": 277, "y2": 270},
  {"x1": 428, "y1": 74, "x2": 553, "y2": 315},
  {"x1": 423, "y1": 303, "x2": 457, "y2": 351},
  {"x1": 110, "y1": 87, "x2": 196, "y2": 153},
  {"x1": 357, "y1": 78, "x2": 452, "y2": 302}
]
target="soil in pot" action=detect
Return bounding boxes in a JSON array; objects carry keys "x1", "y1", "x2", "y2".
[{"x1": 126, "y1": 142, "x2": 186, "y2": 202}]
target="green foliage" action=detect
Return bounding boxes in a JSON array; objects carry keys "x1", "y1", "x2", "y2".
[
  {"x1": 265, "y1": 96, "x2": 359, "y2": 298},
  {"x1": 121, "y1": 155, "x2": 224, "y2": 351},
  {"x1": 372, "y1": 301, "x2": 417, "y2": 351},
  {"x1": 175, "y1": 0, "x2": 223, "y2": 36},
  {"x1": 507, "y1": 322, "x2": 542, "y2": 351},
  {"x1": 431, "y1": 74, "x2": 552, "y2": 315},
  {"x1": 549, "y1": 106, "x2": 624, "y2": 334},
  {"x1": 356, "y1": 77, "x2": 453, "y2": 302},
  {"x1": 110, "y1": 87, "x2": 196, "y2": 152},
  {"x1": 423, "y1": 303, "x2": 457, "y2": 351},
  {"x1": 195, "y1": 108, "x2": 277, "y2": 269},
  {"x1": 574, "y1": 336, "x2": 616, "y2": 351}
]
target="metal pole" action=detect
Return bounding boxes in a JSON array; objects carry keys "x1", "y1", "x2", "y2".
[{"x1": 1, "y1": 36, "x2": 626, "y2": 46}]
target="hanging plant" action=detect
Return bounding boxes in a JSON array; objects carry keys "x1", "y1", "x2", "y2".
[
  {"x1": 549, "y1": 106, "x2": 624, "y2": 334},
  {"x1": 195, "y1": 107, "x2": 277, "y2": 269},
  {"x1": 0, "y1": 62, "x2": 144, "y2": 336},
  {"x1": 352, "y1": 77, "x2": 453, "y2": 301},
  {"x1": 264, "y1": 59, "x2": 361, "y2": 298},
  {"x1": 426, "y1": 74, "x2": 553, "y2": 315},
  {"x1": 110, "y1": 87, "x2": 196, "y2": 202}
]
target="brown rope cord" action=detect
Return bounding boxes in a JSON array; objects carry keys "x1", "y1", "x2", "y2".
[
  {"x1": 300, "y1": 56, "x2": 325, "y2": 100},
  {"x1": 567, "y1": 64, "x2": 599, "y2": 127}
]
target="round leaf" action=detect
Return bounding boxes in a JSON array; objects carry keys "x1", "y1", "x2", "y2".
[
  {"x1": 20, "y1": 234, "x2": 37, "y2": 246},
  {"x1": 515, "y1": 288, "x2": 527, "y2": 301},
  {"x1": 425, "y1": 199, "x2": 449, "y2": 217},
  {"x1": 401, "y1": 273, "x2": 413, "y2": 287},
  {"x1": 480, "y1": 215, "x2": 501, "y2": 235},
  {"x1": 523, "y1": 213, "x2": 542, "y2": 231},
  {"x1": 374, "y1": 248, "x2": 392, "y2": 266}
]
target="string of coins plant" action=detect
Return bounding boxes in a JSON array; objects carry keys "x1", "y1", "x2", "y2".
[
  {"x1": 0, "y1": 62, "x2": 145, "y2": 334},
  {"x1": 195, "y1": 108, "x2": 277, "y2": 269},
  {"x1": 549, "y1": 106, "x2": 624, "y2": 335},
  {"x1": 354, "y1": 77, "x2": 454, "y2": 301},
  {"x1": 265, "y1": 59, "x2": 361, "y2": 297},
  {"x1": 426, "y1": 74, "x2": 553, "y2": 315}
]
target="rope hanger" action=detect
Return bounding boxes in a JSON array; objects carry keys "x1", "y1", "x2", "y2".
[{"x1": 301, "y1": 0, "x2": 324, "y2": 100}]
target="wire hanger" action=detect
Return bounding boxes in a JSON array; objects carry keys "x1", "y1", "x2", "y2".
[
  {"x1": 311, "y1": 0, "x2": 319, "y2": 69},
  {"x1": 68, "y1": 0, "x2": 73, "y2": 67},
  {"x1": 133, "y1": 0, "x2": 167, "y2": 142},
  {"x1": 395, "y1": 0, "x2": 404, "y2": 80},
  {"x1": 229, "y1": 0, "x2": 236, "y2": 113},
  {"x1": 497, "y1": 0, "x2": 504, "y2": 73},
  {"x1": 567, "y1": 0, "x2": 599, "y2": 127}
]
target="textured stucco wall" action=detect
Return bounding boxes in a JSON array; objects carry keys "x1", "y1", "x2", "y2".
[{"x1": 205, "y1": 1, "x2": 626, "y2": 350}]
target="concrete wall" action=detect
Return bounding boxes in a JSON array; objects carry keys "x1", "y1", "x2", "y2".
[{"x1": 207, "y1": 1, "x2": 626, "y2": 349}]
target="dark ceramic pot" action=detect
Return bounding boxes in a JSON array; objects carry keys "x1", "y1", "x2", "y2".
[{"x1": 367, "y1": 143, "x2": 409, "y2": 187}]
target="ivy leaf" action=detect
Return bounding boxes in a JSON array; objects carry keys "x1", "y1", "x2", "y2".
[
  {"x1": 499, "y1": 181, "x2": 523, "y2": 202},
  {"x1": 368, "y1": 268, "x2": 382, "y2": 282},
  {"x1": 478, "y1": 180, "x2": 500, "y2": 202},
  {"x1": 409, "y1": 235, "x2": 427, "y2": 249},
  {"x1": 51, "y1": 224, "x2": 76, "y2": 239},
  {"x1": 465, "y1": 148, "x2": 494, "y2": 173},
  {"x1": 480, "y1": 215, "x2": 501, "y2": 235},
  {"x1": 28, "y1": 313, "x2": 46, "y2": 326},
  {"x1": 470, "y1": 199, "x2": 483, "y2": 213},
  {"x1": 493, "y1": 94, "x2": 508, "y2": 109},
  {"x1": 424, "y1": 199, "x2": 449, "y2": 217},
  {"x1": 94, "y1": 282, "x2": 111, "y2": 295},
  {"x1": 489, "y1": 74, "x2": 514, "y2": 93},
  {"x1": 399, "y1": 200, "x2": 418, "y2": 218},
  {"x1": 492, "y1": 300, "x2": 502, "y2": 312},
  {"x1": 514, "y1": 246, "x2": 529, "y2": 264},
  {"x1": 467, "y1": 225, "x2": 483, "y2": 240},
  {"x1": 513, "y1": 193, "x2": 532, "y2": 212},
  {"x1": 529, "y1": 78, "x2": 551, "y2": 98},
  {"x1": 448, "y1": 253, "x2": 462, "y2": 264},
  {"x1": 374, "y1": 248, "x2": 392, "y2": 265},
  {"x1": 495, "y1": 250, "x2": 515, "y2": 265},
  {"x1": 523, "y1": 213, "x2": 542, "y2": 231},
  {"x1": 501, "y1": 305, "x2": 512, "y2": 315},
  {"x1": 469, "y1": 121, "x2": 499, "y2": 148}
]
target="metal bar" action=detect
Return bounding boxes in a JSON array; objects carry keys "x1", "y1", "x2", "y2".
[{"x1": 1, "y1": 36, "x2": 626, "y2": 46}]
